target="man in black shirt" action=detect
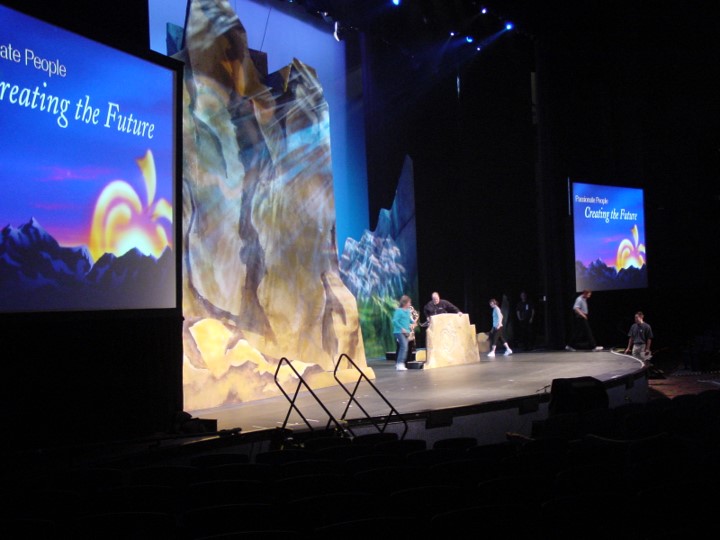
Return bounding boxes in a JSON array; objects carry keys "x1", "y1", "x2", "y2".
[
  {"x1": 515, "y1": 291, "x2": 535, "y2": 351},
  {"x1": 423, "y1": 292, "x2": 461, "y2": 324},
  {"x1": 624, "y1": 311, "x2": 653, "y2": 362}
]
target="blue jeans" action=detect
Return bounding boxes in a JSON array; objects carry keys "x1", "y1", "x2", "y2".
[{"x1": 394, "y1": 332, "x2": 408, "y2": 366}]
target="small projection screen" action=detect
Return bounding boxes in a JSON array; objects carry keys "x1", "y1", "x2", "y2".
[
  {"x1": 571, "y1": 181, "x2": 648, "y2": 292},
  {"x1": 0, "y1": 4, "x2": 180, "y2": 313}
]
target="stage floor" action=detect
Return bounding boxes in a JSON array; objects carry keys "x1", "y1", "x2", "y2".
[{"x1": 193, "y1": 349, "x2": 646, "y2": 435}]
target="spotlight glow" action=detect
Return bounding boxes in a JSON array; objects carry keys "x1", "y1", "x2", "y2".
[
  {"x1": 505, "y1": 22, "x2": 514, "y2": 30},
  {"x1": 481, "y1": 8, "x2": 488, "y2": 14},
  {"x1": 392, "y1": 0, "x2": 401, "y2": 6},
  {"x1": 465, "y1": 36, "x2": 474, "y2": 43}
]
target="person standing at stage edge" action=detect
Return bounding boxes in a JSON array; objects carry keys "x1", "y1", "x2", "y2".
[
  {"x1": 624, "y1": 311, "x2": 653, "y2": 363},
  {"x1": 488, "y1": 298, "x2": 512, "y2": 357},
  {"x1": 515, "y1": 291, "x2": 535, "y2": 351},
  {"x1": 566, "y1": 290, "x2": 603, "y2": 352},
  {"x1": 392, "y1": 295, "x2": 414, "y2": 371}
]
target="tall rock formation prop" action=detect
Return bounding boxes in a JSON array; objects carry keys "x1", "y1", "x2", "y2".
[{"x1": 179, "y1": 0, "x2": 372, "y2": 411}]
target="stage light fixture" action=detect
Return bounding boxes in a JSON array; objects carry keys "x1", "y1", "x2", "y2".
[
  {"x1": 481, "y1": 7, "x2": 488, "y2": 14},
  {"x1": 392, "y1": 0, "x2": 401, "y2": 6},
  {"x1": 465, "y1": 36, "x2": 474, "y2": 43},
  {"x1": 449, "y1": 31, "x2": 456, "y2": 36},
  {"x1": 505, "y1": 22, "x2": 514, "y2": 30}
]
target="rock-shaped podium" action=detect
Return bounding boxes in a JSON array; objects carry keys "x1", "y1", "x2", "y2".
[{"x1": 425, "y1": 313, "x2": 481, "y2": 369}]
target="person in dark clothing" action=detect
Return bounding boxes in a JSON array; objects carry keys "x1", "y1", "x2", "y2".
[
  {"x1": 515, "y1": 291, "x2": 535, "y2": 351},
  {"x1": 423, "y1": 291, "x2": 461, "y2": 323},
  {"x1": 624, "y1": 311, "x2": 653, "y2": 362}
]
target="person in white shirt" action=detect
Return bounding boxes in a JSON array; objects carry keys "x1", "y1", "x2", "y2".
[{"x1": 566, "y1": 290, "x2": 603, "y2": 351}]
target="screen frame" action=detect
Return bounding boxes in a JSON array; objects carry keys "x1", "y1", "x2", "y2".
[
  {"x1": 0, "y1": 3, "x2": 184, "y2": 320},
  {"x1": 570, "y1": 179, "x2": 648, "y2": 294}
]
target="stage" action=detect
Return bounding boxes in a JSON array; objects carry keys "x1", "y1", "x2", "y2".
[{"x1": 192, "y1": 349, "x2": 649, "y2": 447}]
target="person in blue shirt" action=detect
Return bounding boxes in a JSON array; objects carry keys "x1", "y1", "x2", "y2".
[
  {"x1": 488, "y1": 298, "x2": 512, "y2": 357},
  {"x1": 392, "y1": 295, "x2": 414, "y2": 371}
]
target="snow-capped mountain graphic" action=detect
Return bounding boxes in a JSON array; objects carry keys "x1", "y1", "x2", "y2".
[
  {"x1": 0, "y1": 218, "x2": 175, "y2": 312},
  {"x1": 1, "y1": 217, "x2": 93, "y2": 283},
  {"x1": 575, "y1": 258, "x2": 648, "y2": 292}
]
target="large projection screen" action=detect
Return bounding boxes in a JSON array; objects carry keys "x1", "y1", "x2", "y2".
[
  {"x1": 571, "y1": 181, "x2": 648, "y2": 292},
  {"x1": 0, "y1": 4, "x2": 180, "y2": 314}
]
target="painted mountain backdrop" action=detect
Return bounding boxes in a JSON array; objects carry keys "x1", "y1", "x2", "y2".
[
  {"x1": 340, "y1": 156, "x2": 419, "y2": 358},
  {"x1": 0, "y1": 217, "x2": 175, "y2": 311}
]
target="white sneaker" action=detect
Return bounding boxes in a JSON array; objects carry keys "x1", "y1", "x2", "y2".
[
  {"x1": 504, "y1": 348, "x2": 512, "y2": 356},
  {"x1": 565, "y1": 345, "x2": 576, "y2": 352},
  {"x1": 487, "y1": 351, "x2": 495, "y2": 358},
  {"x1": 396, "y1": 365, "x2": 408, "y2": 371}
]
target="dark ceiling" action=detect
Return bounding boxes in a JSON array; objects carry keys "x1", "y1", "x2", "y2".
[{"x1": 288, "y1": 0, "x2": 537, "y2": 45}]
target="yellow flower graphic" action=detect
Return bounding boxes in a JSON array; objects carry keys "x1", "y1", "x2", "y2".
[
  {"x1": 88, "y1": 150, "x2": 172, "y2": 261},
  {"x1": 615, "y1": 224, "x2": 646, "y2": 270}
]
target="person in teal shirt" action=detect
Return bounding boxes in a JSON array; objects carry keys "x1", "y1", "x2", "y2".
[
  {"x1": 392, "y1": 295, "x2": 413, "y2": 371},
  {"x1": 488, "y1": 298, "x2": 512, "y2": 357}
]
